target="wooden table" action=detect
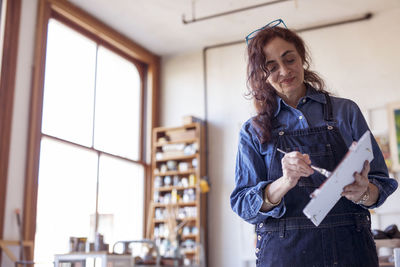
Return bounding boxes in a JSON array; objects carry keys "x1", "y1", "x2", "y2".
[
  {"x1": 375, "y1": 239, "x2": 400, "y2": 267},
  {"x1": 54, "y1": 251, "x2": 133, "y2": 267}
]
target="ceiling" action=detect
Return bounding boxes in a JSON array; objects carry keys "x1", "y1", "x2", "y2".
[{"x1": 68, "y1": 0, "x2": 400, "y2": 56}]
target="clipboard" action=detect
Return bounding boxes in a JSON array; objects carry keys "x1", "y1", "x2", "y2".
[{"x1": 302, "y1": 130, "x2": 374, "y2": 226}]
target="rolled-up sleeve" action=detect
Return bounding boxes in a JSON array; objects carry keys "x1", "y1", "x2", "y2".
[
  {"x1": 348, "y1": 101, "x2": 398, "y2": 209},
  {"x1": 230, "y1": 123, "x2": 285, "y2": 224}
]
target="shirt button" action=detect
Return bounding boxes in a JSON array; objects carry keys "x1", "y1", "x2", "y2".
[
  {"x1": 259, "y1": 223, "x2": 263, "y2": 228},
  {"x1": 255, "y1": 247, "x2": 260, "y2": 253},
  {"x1": 299, "y1": 115, "x2": 303, "y2": 120},
  {"x1": 258, "y1": 235, "x2": 261, "y2": 241}
]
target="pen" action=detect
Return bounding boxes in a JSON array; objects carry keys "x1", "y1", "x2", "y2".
[{"x1": 276, "y1": 148, "x2": 332, "y2": 178}]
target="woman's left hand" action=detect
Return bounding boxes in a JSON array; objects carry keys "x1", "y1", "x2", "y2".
[{"x1": 341, "y1": 160, "x2": 370, "y2": 202}]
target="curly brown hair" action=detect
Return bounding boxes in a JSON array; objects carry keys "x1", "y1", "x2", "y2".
[{"x1": 246, "y1": 26, "x2": 328, "y2": 143}]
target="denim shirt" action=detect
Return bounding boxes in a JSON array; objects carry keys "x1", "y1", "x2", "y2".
[{"x1": 231, "y1": 86, "x2": 398, "y2": 224}]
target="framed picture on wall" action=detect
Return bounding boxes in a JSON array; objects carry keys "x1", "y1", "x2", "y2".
[
  {"x1": 388, "y1": 102, "x2": 400, "y2": 172},
  {"x1": 375, "y1": 135, "x2": 392, "y2": 173}
]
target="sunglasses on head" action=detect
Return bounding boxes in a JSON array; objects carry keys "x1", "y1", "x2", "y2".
[{"x1": 245, "y1": 19, "x2": 288, "y2": 45}]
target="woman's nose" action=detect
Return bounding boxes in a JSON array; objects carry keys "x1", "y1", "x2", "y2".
[{"x1": 279, "y1": 64, "x2": 290, "y2": 76}]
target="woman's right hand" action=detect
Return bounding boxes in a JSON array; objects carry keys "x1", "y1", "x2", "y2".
[
  {"x1": 261, "y1": 151, "x2": 314, "y2": 211},
  {"x1": 281, "y1": 151, "x2": 314, "y2": 188}
]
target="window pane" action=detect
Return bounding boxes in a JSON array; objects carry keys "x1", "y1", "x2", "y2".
[
  {"x1": 97, "y1": 154, "x2": 144, "y2": 246},
  {"x1": 34, "y1": 137, "x2": 98, "y2": 265},
  {"x1": 94, "y1": 46, "x2": 141, "y2": 160},
  {"x1": 41, "y1": 19, "x2": 96, "y2": 146}
]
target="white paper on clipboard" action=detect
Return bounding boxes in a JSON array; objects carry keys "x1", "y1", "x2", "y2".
[{"x1": 302, "y1": 130, "x2": 374, "y2": 226}]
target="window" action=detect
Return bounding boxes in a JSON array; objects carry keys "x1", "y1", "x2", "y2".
[
  {"x1": 25, "y1": 1, "x2": 159, "y2": 263},
  {"x1": 34, "y1": 18, "x2": 147, "y2": 265}
]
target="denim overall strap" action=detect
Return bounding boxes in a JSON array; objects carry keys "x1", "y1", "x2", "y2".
[{"x1": 324, "y1": 93, "x2": 334, "y2": 122}]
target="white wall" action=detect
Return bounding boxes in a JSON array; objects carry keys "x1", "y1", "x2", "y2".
[
  {"x1": 2, "y1": 0, "x2": 38, "y2": 266},
  {"x1": 2, "y1": 0, "x2": 38, "y2": 243},
  {"x1": 160, "y1": 8, "x2": 400, "y2": 267},
  {"x1": 160, "y1": 52, "x2": 205, "y2": 127}
]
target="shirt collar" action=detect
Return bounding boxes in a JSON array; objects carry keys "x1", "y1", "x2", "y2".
[
  {"x1": 305, "y1": 84, "x2": 327, "y2": 104},
  {"x1": 273, "y1": 83, "x2": 327, "y2": 117}
]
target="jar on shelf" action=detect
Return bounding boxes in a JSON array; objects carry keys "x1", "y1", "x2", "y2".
[
  {"x1": 163, "y1": 193, "x2": 171, "y2": 204},
  {"x1": 191, "y1": 226, "x2": 198, "y2": 235},
  {"x1": 192, "y1": 158, "x2": 198, "y2": 168},
  {"x1": 167, "y1": 160, "x2": 178, "y2": 171},
  {"x1": 171, "y1": 189, "x2": 178, "y2": 203},
  {"x1": 154, "y1": 226, "x2": 159, "y2": 238},
  {"x1": 160, "y1": 164, "x2": 168, "y2": 173},
  {"x1": 155, "y1": 208, "x2": 162, "y2": 219},
  {"x1": 154, "y1": 176, "x2": 163, "y2": 188},
  {"x1": 181, "y1": 177, "x2": 189, "y2": 187},
  {"x1": 164, "y1": 176, "x2": 172, "y2": 186},
  {"x1": 153, "y1": 191, "x2": 160, "y2": 203},
  {"x1": 187, "y1": 188, "x2": 195, "y2": 201},
  {"x1": 178, "y1": 162, "x2": 189, "y2": 171},
  {"x1": 156, "y1": 152, "x2": 163, "y2": 160},
  {"x1": 189, "y1": 174, "x2": 196, "y2": 186},
  {"x1": 184, "y1": 144, "x2": 196, "y2": 155},
  {"x1": 182, "y1": 190, "x2": 190, "y2": 203},
  {"x1": 173, "y1": 175, "x2": 180, "y2": 186},
  {"x1": 182, "y1": 226, "x2": 190, "y2": 236}
]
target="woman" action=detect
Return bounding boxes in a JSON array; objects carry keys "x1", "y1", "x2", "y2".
[{"x1": 230, "y1": 19, "x2": 398, "y2": 267}]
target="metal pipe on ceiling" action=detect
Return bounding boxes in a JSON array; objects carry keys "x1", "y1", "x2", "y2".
[
  {"x1": 203, "y1": 12, "x2": 373, "y2": 51},
  {"x1": 201, "y1": 12, "x2": 373, "y2": 182},
  {"x1": 296, "y1": 12, "x2": 372, "y2": 33},
  {"x1": 182, "y1": 0, "x2": 291, "y2": 24}
]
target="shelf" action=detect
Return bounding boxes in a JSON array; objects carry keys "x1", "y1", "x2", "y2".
[
  {"x1": 155, "y1": 185, "x2": 197, "y2": 192},
  {"x1": 154, "y1": 217, "x2": 197, "y2": 223},
  {"x1": 155, "y1": 154, "x2": 197, "y2": 162},
  {"x1": 182, "y1": 250, "x2": 196, "y2": 255},
  {"x1": 153, "y1": 234, "x2": 199, "y2": 240},
  {"x1": 153, "y1": 123, "x2": 199, "y2": 133},
  {"x1": 153, "y1": 201, "x2": 197, "y2": 207},
  {"x1": 155, "y1": 138, "x2": 198, "y2": 147},
  {"x1": 182, "y1": 234, "x2": 198, "y2": 240},
  {"x1": 375, "y1": 238, "x2": 400, "y2": 248},
  {"x1": 154, "y1": 169, "x2": 196, "y2": 176}
]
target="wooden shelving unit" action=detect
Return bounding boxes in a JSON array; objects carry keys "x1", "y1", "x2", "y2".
[{"x1": 149, "y1": 122, "x2": 207, "y2": 265}]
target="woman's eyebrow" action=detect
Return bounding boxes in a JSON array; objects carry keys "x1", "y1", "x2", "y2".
[{"x1": 281, "y1": 50, "x2": 295, "y2": 57}]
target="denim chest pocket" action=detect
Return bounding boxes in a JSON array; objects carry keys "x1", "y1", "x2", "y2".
[{"x1": 287, "y1": 143, "x2": 335, "y2": 188}]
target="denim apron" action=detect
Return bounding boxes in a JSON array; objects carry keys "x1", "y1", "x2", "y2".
[{"x1": 255, "y1": 94, "x2": 378, "y2": 267}]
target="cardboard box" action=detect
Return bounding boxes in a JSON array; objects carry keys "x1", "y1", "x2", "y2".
[
  {"x1": 182, "y1": 115, "x2": 202, "y2": 125},
  {"x1": 166, "y1": 129, "x2": 196, "y2": 141}
]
